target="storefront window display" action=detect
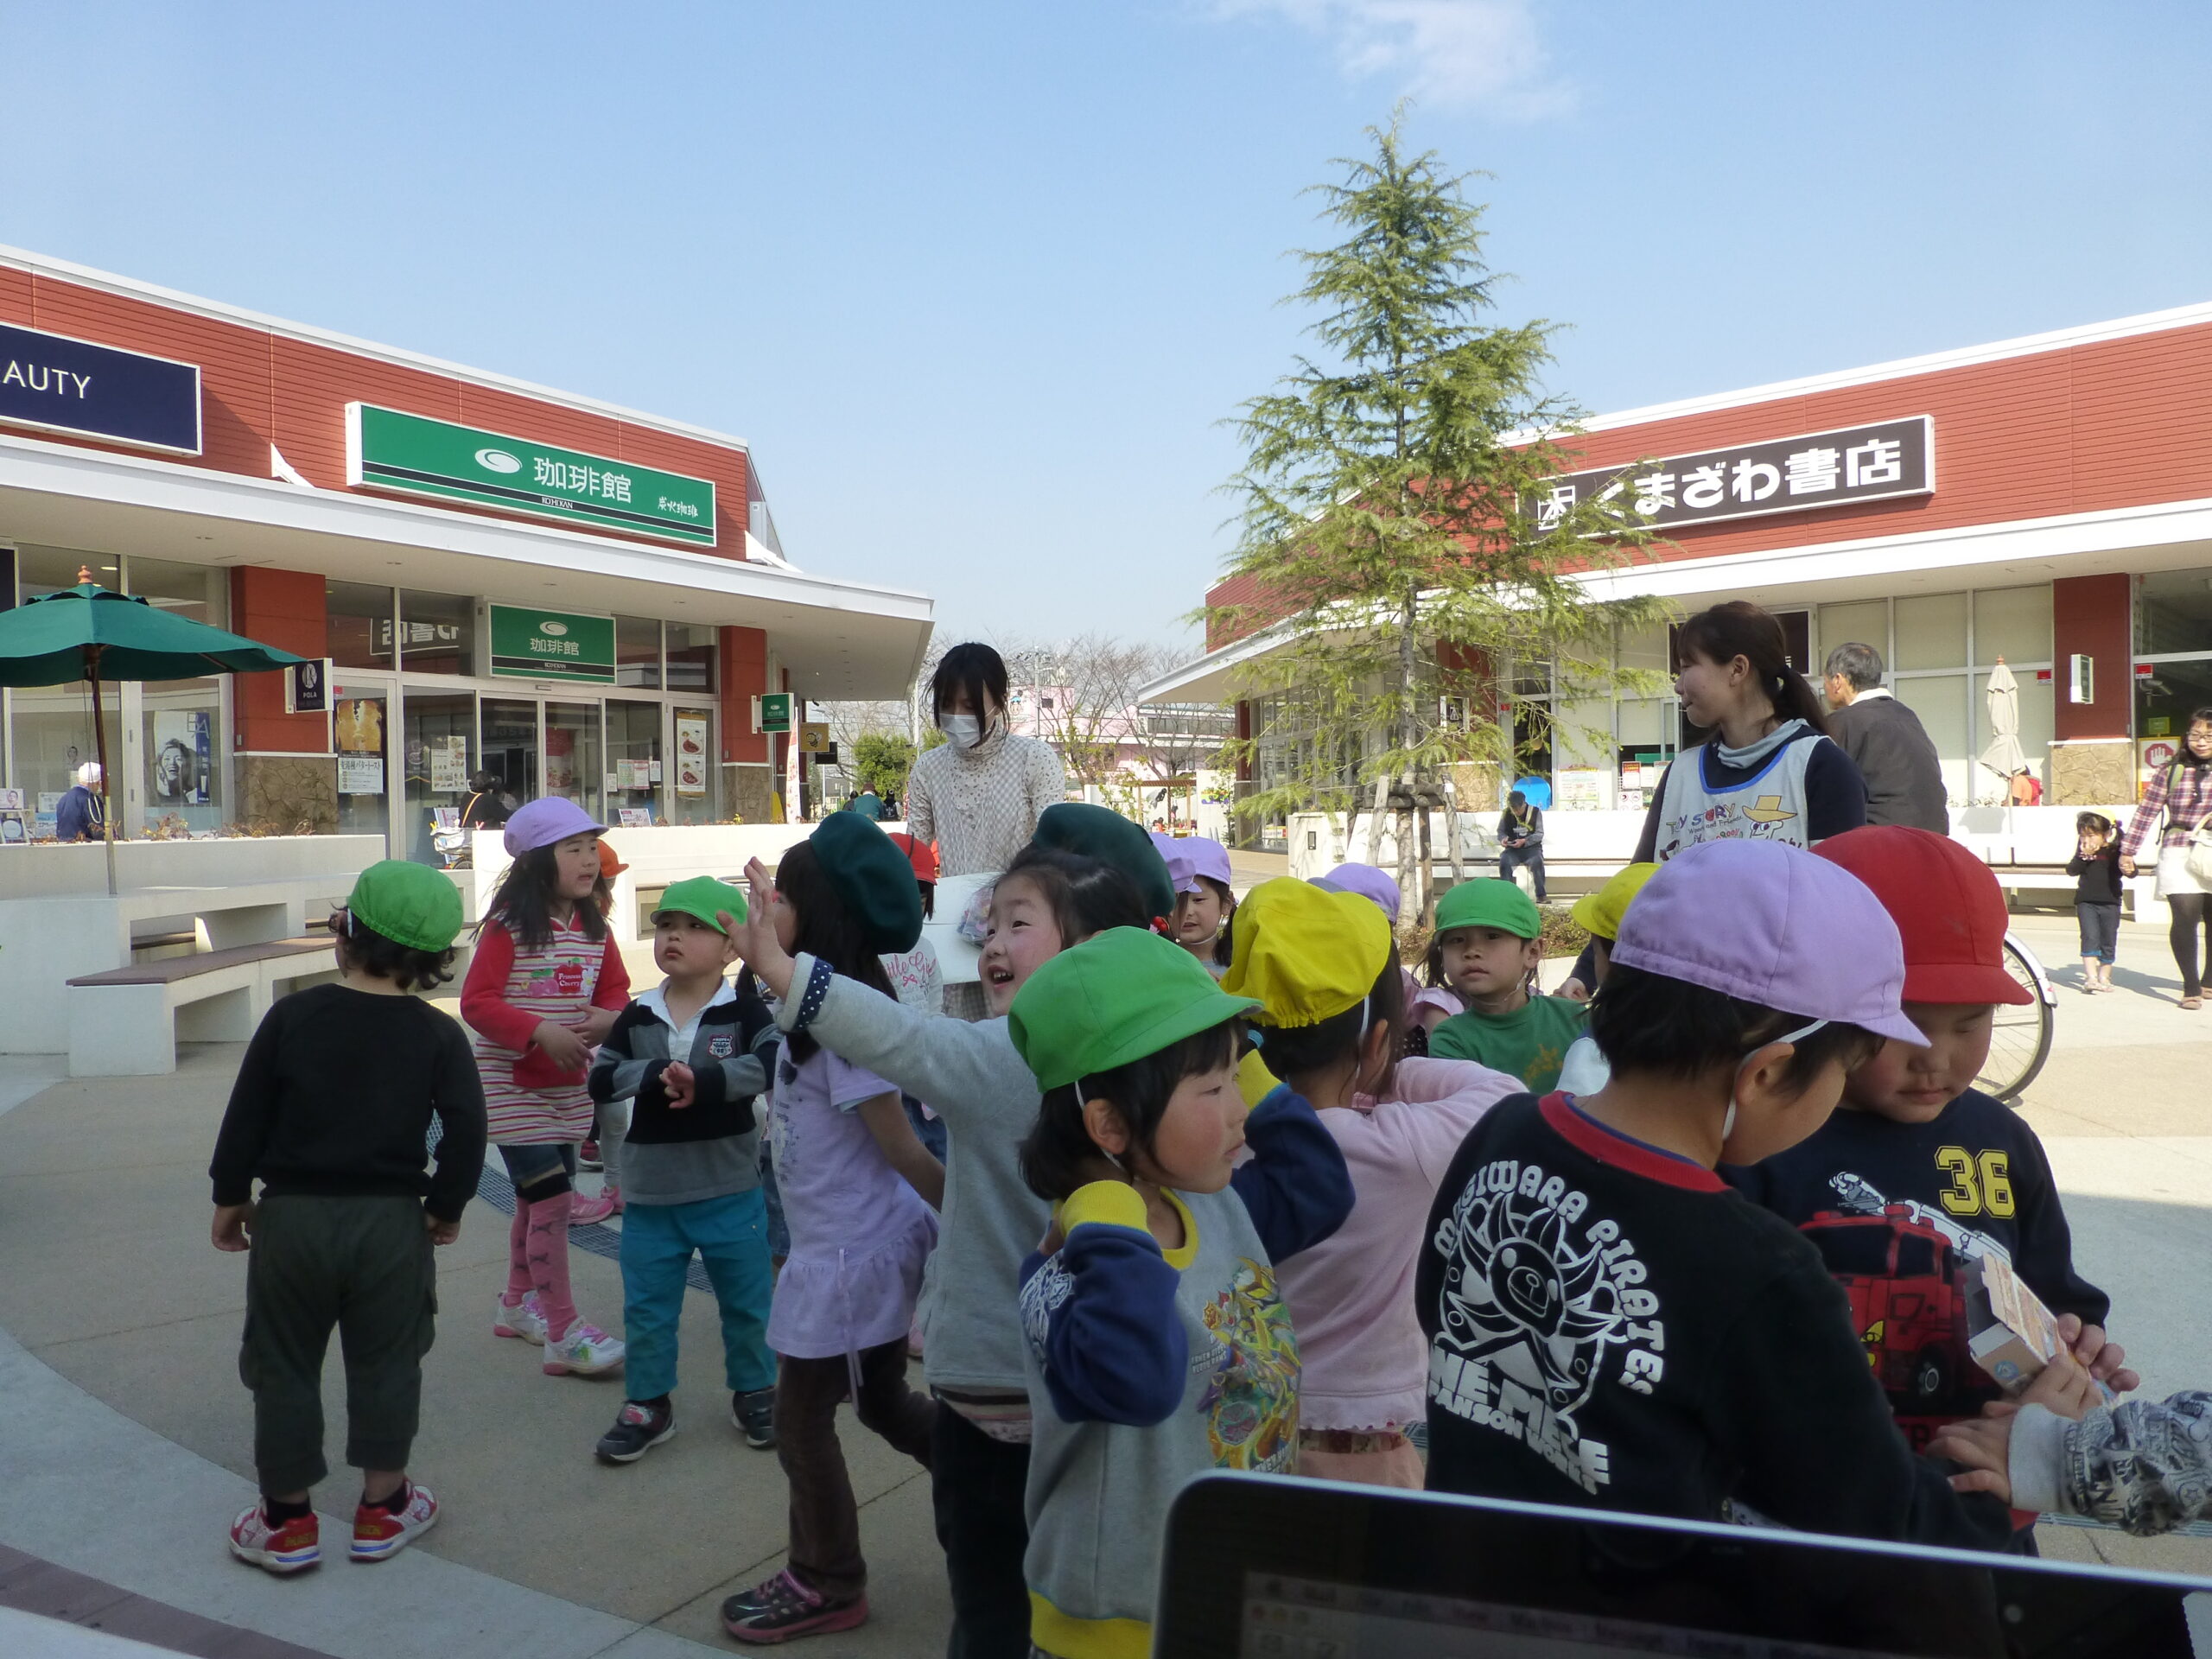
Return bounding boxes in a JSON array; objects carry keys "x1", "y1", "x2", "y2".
[
  {"x1": 2134, "y1": 569, "x2": 2212, "y2": 779},
  {"x1": 404, "y1": 692, "x2": 474, "y2": 866},
  {"x1": 480, "y1": 698, "x2": 539, "y2": 808},
  {"x1": 545, "y1": 702, "x2": 602, "y2": 822},
  {"x1": 607, "y1": 699, "x2": 663, "y2": 823},
  {"x1": 334, "y1": 681, "x2": 391, "y2": 841},
  {"x1": 399, "y1": 589, "x2": 474, "y2": 676},
  {"x1": 671, "y1": 706, "x2": 716, "y2": 824}
]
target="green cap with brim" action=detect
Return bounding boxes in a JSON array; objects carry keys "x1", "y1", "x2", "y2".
[
  {"x1": 654, "y1": 875, "x2": 748, "y2": 935},
  {"x1": 1434, "y1": 876, "x2": 1541, "y2": 940},
  {"x1": 347, "y1": 859, "x2": 464, "y2": 953},
  {"x1": 1009, "y1": 925, "x2": 1261, "y2": 1091}
]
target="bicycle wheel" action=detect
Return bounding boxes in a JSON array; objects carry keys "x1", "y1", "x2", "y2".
[{"x1": 1975, "y1": 936, "x2": 2055, "y2": 1103}]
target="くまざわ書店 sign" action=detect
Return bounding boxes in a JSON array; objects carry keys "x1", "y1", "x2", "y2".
[
  {"x1": 346, "y1": 404, "x2": 715, "y2": 546},
  {"x1": 0, "y1": 321, "x2": 201, "y2": 455},
  {"x1": 1528, "y1": 416, "x2": 1934, "y2": 536},
  {"x1": 488, "y1": 606, "x2": 616, "y2": 685}
]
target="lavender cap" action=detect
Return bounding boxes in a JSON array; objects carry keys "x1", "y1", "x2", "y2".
[
  {"x1": 1148, "y1": 830, "x2": 1204, "y2": 896},
  {"x1": 1184, "y1": 836, "x2": 1233, "y2": 889},
  {"x1": 1313, "y1": 861, "x2": 1402, "y2": 924},
  {"x1": 1609, "y1": 839, "x2": 1929, "y2": 1047},
  {"x1": 504, "y1": 796, "x2": 607, "y2": 856}
]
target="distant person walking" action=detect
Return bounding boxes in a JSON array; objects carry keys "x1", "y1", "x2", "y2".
[
  {"x1": 56, "y1": 761, "x2": 105, "y2": 842},
  {"x1": 2120, "y1": 709, "x2": 2212, "y2": 1009},
  {"x1": 1496, "y1": 790, "x2": 1545, "y2": 899},
  {"x1": 846, "y1": 788, "x2": 885, "y2": 822},
  {"x1": 460, "y1": 772, "x2": 512, "y2": 830},
  {"x1": 1821, "y1": 642, "x2": 1949, "y2": 832}
]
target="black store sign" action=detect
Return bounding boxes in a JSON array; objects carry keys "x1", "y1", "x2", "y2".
[
  {"x1": 0, "y1": 321, "x2": 203, "y2": 455},
  {"x1": 1532, "y1": 415, "x2": 1934, "y2": 535}
]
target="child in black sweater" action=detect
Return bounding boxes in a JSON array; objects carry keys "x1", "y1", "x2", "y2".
[
  {"x1": 1419, "y1": 839, "x2": 2016, "y2": 1551},
  {"x1": 208, "y1": 861, "x2": 486, "y2": 1575},
  {"x1": 2069, "y1": 811, "x2": 2122, "y2": 993}
]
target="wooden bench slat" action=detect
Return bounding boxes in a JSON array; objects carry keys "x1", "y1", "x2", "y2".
[{"x1": 67, "y1": 937, "x2": 330, "y2": 988}]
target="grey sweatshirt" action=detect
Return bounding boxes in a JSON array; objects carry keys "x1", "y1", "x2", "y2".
[
  {"x1": 588, "y1": 980, "x2": 777, "y2": 1206},
  {"x1": 779, "y1": 953, "x2": 1048, "y2": 1396}
]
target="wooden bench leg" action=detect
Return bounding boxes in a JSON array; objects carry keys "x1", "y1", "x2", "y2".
[{"x1": 70, "y1": 984, "x2": 179, "y2": 1077}]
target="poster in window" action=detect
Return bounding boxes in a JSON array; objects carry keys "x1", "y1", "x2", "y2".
[
  {"x1": 334, "y1": 698, "x2": 384, "y2": 754},
  {"x1": 150, "y1": 711, "x2": 212, "y2": 805},
  {"x1": 337, "y1": 754, "x2": 385, "y2": 796},
  {"x1": 675, "y1": 714, "x2": 709, "y2": 797},
  {"x1": 429, "y1": 735, "x2": 469, "y2": 792}
]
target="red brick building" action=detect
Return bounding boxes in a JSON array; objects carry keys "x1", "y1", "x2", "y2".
[{"x1": 0, "y1": 245, "x2": 930, "y2": 851}]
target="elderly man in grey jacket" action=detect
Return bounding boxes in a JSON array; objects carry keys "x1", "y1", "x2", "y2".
[{"x1": 1822, "y1": 642, "x2": 1950, "y2": 833}]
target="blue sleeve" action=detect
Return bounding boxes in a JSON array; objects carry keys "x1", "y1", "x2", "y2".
[
  {"x1": 1806, "y1": 737, "x2": 1869, "y2": 842},
  {"x1": 1229, "y1": 1087, "x2": 1354, "y2": 1262},
  {"x1": 1020, "y1": 1183, "x2": 1186, "y2": 1427}
]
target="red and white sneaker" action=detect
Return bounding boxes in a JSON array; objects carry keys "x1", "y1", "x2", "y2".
[
  {"x1": 493, "y1": 1291, "x2": 550, "y2": 1344},
  {"x1": 569, "y1": 1191, "x2": 619, "y2": 1227},
  {"x1": 229, "y1": 1504, "x2": 320, "y2": 1574},
  {"x1": 351, "y1": 1482, "x2": 438, "y2": 1561}
]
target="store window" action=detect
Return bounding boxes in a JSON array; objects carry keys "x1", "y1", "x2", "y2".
[
  {"x1": 2137, "y1": 569, "x2": 2212, "y2": 658},
  {"x1": 671, "y1": 706, "x2": 716, "y2": 823},
  {"x1": 16, "y1": 548, "x2": 122, "y2": 834},
  {"x1": 607, "y1": 700, "x2": 663, "y2": 823},
  {"x1": 403, "y1": 692, "x2": 475, "y2": 865},
  {"x1": 616, "y1": 616, "x2": 662, "y2": 690},
  {"x1": 328, "y1": 582, "x2": 397, "y2": 670},
  {"x1": 18, "y1": 545, "x2": 118, "y2": 600},
  {"x1": 545, "y1": 702, "x2": 602, "y2": 822},
  {"x1": 399, "y1": 589, "x2": 474, "y2": 675},
  {"x1": 2134, "y1": 569, "x2": 2212, "y2": 750},
  {"x1": 1894, "y1": 593, "x2": 1969, "y2": 671},
  {"x1": 666, "y1": 623, "x2": 717, "y2": 693},
  {"x1": 333, "y1": 679, "x2": 391, "y2": 842},
  {"x1": 480, "y1": 699, "x2": 540, "y2": 807},
  {"x1": 140, "y1": 679, "x2": 222, "y2": 832}
]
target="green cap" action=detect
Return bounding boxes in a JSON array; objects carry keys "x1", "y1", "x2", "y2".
[
  {"x1": 654, "y1": 875, "x2": 748, "y2": 935},
  {"x1": 1029, "y1": 803, "x2": 1177, "y2": 922},
  {"x1": 810, "y1": 812, "x2": 925, "y2": 954},
  {"x1": 346, "y1": 859, "x2": 463, "y2": 953},
  {"x1": 1434, "y1": 877, "x2": 1541, "y2": 939},
  {"x1": 1008, "y1": 925, "x2": 1261, "y2": 1090}
]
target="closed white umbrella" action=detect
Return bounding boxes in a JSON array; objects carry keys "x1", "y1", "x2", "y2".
[{"x1": 1980, "y1": 658, "x2": 2029, "y2": 798}]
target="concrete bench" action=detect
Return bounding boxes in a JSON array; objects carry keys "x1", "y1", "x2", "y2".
[{"x1": 66, "y1": 937, "x2": 336, "y2": 1077}]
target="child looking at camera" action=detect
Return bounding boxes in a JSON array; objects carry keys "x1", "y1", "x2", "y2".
[
  {"x1": 1011, "y1": 926, "x2": 1352, "y2": 1659},
  {"x1": 1417, "y1": 839, "x2": 2016, "y2": 1553},
  {"x1": 1425, "y1": 879, "x2": 1584, "y2": 1091},
  {"x1": 2069, "y1": 812, "x2": 2122, "y2": 993},
  {"x1": 210, "y1": 861, "x2": 484, "y2": 1574}
]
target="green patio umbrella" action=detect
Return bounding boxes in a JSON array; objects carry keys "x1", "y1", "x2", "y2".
[{"x1": 0, "y1": 569, "x2": 308, "y2": 892}]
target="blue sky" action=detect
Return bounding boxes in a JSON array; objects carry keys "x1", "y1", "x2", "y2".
[{"x1": 4, "y1": 1, "x2": 2210, "y2": 657}]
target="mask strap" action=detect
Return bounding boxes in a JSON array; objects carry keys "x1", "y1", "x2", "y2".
[
  {"x1": 1724, "y1": 1019, "x2": 1827, "y2": 1141},
  {"x1": 1072, "y1": 1077, "x2": 1127, "y2": 1174}
]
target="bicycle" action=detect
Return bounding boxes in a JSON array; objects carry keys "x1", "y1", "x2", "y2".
[{"x1": 1974, "y1": 931, "x2": 2056, "y2": 1103}]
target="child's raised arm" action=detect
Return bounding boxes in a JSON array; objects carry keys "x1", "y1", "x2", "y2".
[
  {"x1": 1228, "y1": 1087, "x2": 1353, "y2": 1263},
  {"x1": 1020, "y1": 1182, "x2": 1186, "y2": 1427}
]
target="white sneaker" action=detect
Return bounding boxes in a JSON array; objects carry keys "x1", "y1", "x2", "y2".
[
  {"x1": 351, "y1": 1482, "x2": 438, "y2": 1562},
  {"x1": 493, "y1": 1292, "x2": 549, "y2": 1344},
  {"x1": 543, "y1": 1319, "x2": 626, "y2": 1376}
]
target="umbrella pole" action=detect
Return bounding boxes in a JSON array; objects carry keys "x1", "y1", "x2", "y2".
[{"x1": 89, "y1": 647, "x2": 117, "y2": 897}]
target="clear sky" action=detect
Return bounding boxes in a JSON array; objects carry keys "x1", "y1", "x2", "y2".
[{"x1": 4, "y1": 2, "x2": 2209, "y2": 658}]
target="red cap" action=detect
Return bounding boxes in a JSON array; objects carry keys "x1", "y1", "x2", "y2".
[
  {"x1": 886, "y1": 830, "x2": 938, "y2": 885},
  {"x1": 1815, "y1": 826, "x2": 2031, "y2": 1006}
]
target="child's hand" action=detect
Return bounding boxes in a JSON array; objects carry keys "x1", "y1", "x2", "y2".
[
  {"x1": 578, "y1": 1007, "x2": 619, "y2": 1045},
  {"x1": 2120, "y1": 855, "x2": 2138, "y2": 876},
  {"x1": 212, "y1": 1203, "x2": 254, "y2": 1253},
  {"x1": 1558, "y1": 977, "x2": 1591, "y2": 1002},
  {"x1": 2055, "y1": 1313, "x2": 2139, "y2": 1392},
  {"x1": 664, "y1": 1061, "x2": 697, "y2": 1109},
  {"x1": 2022, "y1": 1351, "x2": 2099, "y2": 1420},
  {"x1": 1928, "y1": 1411, "x2": 2015, "y2": 1502},
  {"x1": 424, "y1": 1211, "x2": 461, "y2": 1246},
  {"x1": 730, "y1": 859, "x2": 796, "y2": 1000},
  {"x1": 532, "y1": 1020, "x2": 591, "y2": 1071}
]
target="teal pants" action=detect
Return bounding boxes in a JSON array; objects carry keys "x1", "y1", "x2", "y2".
[{"x1": 619, "y1": 1188, "x2": 775, "y2": 1402}]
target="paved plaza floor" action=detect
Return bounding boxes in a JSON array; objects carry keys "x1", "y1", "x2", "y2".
[{"x1": 0, "y1": 908, "x2": 2207, "y2": 1654}]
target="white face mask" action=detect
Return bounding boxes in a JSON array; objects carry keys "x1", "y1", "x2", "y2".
[{"x1": 943, "y1": 713, "x2": 984, "y2": 747}]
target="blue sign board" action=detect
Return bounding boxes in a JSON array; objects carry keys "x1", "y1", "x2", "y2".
[{"x1": 0, "y1": 321, "x2": 202, "y2": 455}]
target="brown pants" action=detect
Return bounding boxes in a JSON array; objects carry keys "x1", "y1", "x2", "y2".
[{"x1": 779, "y1": 1339, "x2": 935, "y2": 1600}]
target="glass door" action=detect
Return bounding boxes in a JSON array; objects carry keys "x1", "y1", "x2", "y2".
[
  {"x1": 403, "y1": 690, "x2": 476, "y2": 865},
  {"x1": 545, "y1": 702, "x2": 603, "y2": 823},
  {"x1": 333, "y1": 677, "x2": 395, "y2": 849},
  {"x1": 671, "y1": 706, "x2": 715, "y2": 823},
  {"x1": 480, "y1": 698, "x2": 540, "y2": 814},
  {"x1": 607, "y1": 699, "x2": 664, "y2": 825}
]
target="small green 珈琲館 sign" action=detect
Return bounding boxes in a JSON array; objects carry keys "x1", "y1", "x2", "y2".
[
  {"x1": 488, "y1": 605, "x2": 617, "y2": 684},
  {"x1": 346, "y1": 404, "x2": 716, "y2": 546}
]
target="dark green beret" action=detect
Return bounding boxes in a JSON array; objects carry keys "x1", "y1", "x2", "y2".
[
  {"x1": 1029, "y1": 803, "x2": 1177, "y2": 923},
  {"x1": 810, "y1": 813, "x2": 925, "y2": 954}
]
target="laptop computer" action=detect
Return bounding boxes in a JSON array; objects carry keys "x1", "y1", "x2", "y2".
[{"x1": 1157, "y1": 1473, "x2": 2212, "y2": 1657}]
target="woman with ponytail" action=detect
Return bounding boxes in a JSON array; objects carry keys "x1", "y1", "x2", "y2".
[{"x1": 1634, "y1": 601, "x2": 1869, "y2": 863}]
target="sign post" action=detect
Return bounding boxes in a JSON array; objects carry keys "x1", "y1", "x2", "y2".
[
  {"x1": 283, "y1": 658, "x2": 332, "y2": 715},
  {"x1": 754, "y1": 692, "x2": 793, "y2": 734}
]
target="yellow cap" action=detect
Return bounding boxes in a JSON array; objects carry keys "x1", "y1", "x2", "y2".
[
  {"x1": 1224, "y1": 877, "x2": 1392, "y2": 1027},
  {"x1": 1569, "y1": 862, "x2": 1661, "y2": 943}
]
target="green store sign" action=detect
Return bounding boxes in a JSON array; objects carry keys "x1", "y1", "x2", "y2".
[
  {"x1": 488, "y1": 604, "x2": 617, "y2": 684},
  {"x1": 346, "y1": 404, "x2": 716, "y2": 546}
]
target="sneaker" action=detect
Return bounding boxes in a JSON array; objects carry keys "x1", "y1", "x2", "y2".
[
  {"x1": 569, "y1": 1191, "x2": 619, "y2": 1227},
  {"x1": 493, "y1": 1291, "x2": 550, "y2": 1344},
  {"x1": 601, "y1": 1184, "x2": 625, "y2": 1217},
  {"x1": 721, "y1": 1569, "x2": 868, "y2": 1643},
  {"x1": 350, "y1": 1482, "x2": 437, "y2": 1562},
  {"x1": 732, "y1": 1387, "x2": 777, "y2": 1450},
  {"x1": 543, "y1": 1319, "x2": 626, "y2": 1376},
  {"x1": 597, "y1": 1399, "x2": 676, "y2": 1463},
  {"x1": 228, "y1": 1504, "x2": 319, "y2": 1574},
  {"x1": 580, "y1": 1139, "x2": 603, "y2": 1171}
]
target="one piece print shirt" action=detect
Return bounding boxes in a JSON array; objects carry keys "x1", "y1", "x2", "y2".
[
  {"x1": 1428, "y1": 995, "x2": 1586, "y2": 1093},
  {"x1": 1725, "y1": 1089, "x2": 2110, "y2": 1450}
]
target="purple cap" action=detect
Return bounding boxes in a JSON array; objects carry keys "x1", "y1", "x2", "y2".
[
  {"x1": 1314, "y1": 861, "x2": 1402, "y2": 924},
  {"x1": 504, "y1": 797, "x2": 606, "y2": 856},
  {"x1": 1183, "y1": 836, "x2": 1232, "y2": 890},
  {"x1": 1610, "y1": 839, "x2": 1928, "y2": 1047},
  {"x1": 1149, "y1": 830, "x2": 1204, "y2": 896}
]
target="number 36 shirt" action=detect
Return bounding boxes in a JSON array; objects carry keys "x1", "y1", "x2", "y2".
[{"x1": 1725, "y1": 1088, "x2": 2110, "y2": 1449}]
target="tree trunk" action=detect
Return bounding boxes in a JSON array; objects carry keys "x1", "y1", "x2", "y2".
[
  {"x1": 1441, "y1": 772, "x2": 1466, "y2": 892},
  {"x1": 1395, "y1": 767, "x2": 1419, "y2": 924}
]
